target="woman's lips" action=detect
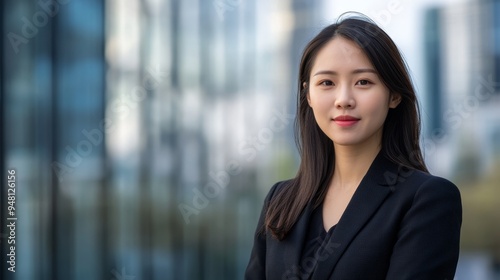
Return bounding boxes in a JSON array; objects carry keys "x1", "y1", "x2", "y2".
[{"x1": 333, "y1": 115, "x2": 360, "y2": 127}]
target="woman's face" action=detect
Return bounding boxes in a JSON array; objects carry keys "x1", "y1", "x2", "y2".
[{"x1": 307, "y1": 36, "x2": 400, "y2": 149}]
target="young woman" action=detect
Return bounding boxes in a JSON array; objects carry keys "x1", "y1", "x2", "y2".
[{"x1": 245, "y1": 14, "x2": 462, "y2": 279}]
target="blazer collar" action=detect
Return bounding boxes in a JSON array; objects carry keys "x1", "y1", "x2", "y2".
[
  {"x1": 277, "y1": 152, "x2": 401, "y2": 279},
  {"x1": 310, "y1": 152, "x2": 400, "y2": 279}
]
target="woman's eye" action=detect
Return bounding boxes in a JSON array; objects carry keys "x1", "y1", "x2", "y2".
[
  {"x1": 319, "y1": 80, "x2": 334, "y2": 86},
  {"x1": 356, "y1": 80, "x2": 371, "y2": 86}
]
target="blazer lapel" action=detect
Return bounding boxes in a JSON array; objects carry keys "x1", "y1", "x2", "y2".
[
  {"x1": 311, "y1": 153, "x2": 400, "y2": 279},
  {"x1": 280, "y1": 204, "x2": 313, "y2": 275}
]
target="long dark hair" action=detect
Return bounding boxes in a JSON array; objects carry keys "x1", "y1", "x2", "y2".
[{"x1": 265, "y1": 14, "x2": 428, "y2": 240}]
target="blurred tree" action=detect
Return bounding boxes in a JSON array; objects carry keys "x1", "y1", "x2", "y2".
[
  {"x1": 460, "y1": 156, "x2": 500, "y2": 259},
  {"x1": 453, "y1": 134, "x2": 482, "y2": 184}
]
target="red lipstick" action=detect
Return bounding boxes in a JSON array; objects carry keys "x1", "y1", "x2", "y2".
[{"x1": 333, "y1": 115, "x2": 360, "y2": 127}]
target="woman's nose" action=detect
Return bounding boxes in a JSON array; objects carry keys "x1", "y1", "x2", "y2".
[{"x1": 335, "y1": 86, "x2": 355, "y2": 109}]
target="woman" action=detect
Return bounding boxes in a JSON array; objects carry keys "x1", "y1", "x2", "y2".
[{"x1": 245, "y1": 14, "x2": 462, "y2": 280}]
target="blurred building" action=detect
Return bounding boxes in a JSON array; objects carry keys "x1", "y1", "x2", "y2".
[
  {"x1": 424, "y1": 1, "x2": 500, "y2": 279},
  {"x1": 1, "y1": 0, "x2": 327, "y2": 279},
  {"x1": 1, "y1": 0, "x2": 106, "y2": 279},
  {"x1": 423, "y1": 0, "x2": 500, "y2": 181}
]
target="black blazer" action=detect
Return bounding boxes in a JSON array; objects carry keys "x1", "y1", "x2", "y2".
[{"x1": 245, "y1": 153, "x2": 462, "y2": 280}]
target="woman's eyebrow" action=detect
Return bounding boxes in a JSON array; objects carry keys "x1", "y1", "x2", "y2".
[
  {"x1": 312, "y1": 68, "x2": 377, "y2": 76},
  {"x1": 352, "y1": 68, "x2": 377, "y2": 74}
]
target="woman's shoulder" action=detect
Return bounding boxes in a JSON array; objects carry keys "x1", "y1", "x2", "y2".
[
  {"x1": 395, "y1": 169, "x2": 461, "y2": 203},
  {"x1": 392, "y1": 169, "x2": 462, "y2": 230},
  {"x1": 264, "y1": 179, "x2": 294, "y2": 202},
  {"x1": 399, "y1": 168, "x2": 457, "y2": 187}
]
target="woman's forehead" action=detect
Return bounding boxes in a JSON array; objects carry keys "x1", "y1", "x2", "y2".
[{"x1": 311, "y1": 37, "x2": 375, "y2": 75}]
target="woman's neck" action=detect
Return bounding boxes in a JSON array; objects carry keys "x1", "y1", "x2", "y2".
[{"x1": 331, "y1": 142, "x2": 381, "y2": 190}]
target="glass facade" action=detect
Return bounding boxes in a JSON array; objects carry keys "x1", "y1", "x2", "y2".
[
  {"x1": 2, "y1": 0, "x2": 106, "y2": 279},
  {"x1": 423, "y1": 8, "x2": 442, "y2": 137},
  {"x1": 1, "y1": 0, "x2": 325, "y2": 279}
]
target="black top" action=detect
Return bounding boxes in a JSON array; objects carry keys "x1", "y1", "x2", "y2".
[{"x1": 300, "y1": 203, "x2": 337, "y2": 279}]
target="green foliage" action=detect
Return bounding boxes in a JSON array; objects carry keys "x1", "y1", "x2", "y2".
[{"x1": 459, "y1": 159, "x2": 500, "y2": 257}]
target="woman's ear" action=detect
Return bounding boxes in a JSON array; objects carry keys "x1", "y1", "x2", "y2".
[
  {"x1": 303, "y1": 82, "x2": 311, "y2": 106},
  {"x1": 389, "y1": 92, "x2": 402, "y2": 108}
]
